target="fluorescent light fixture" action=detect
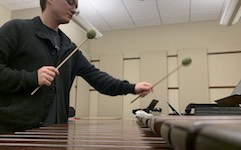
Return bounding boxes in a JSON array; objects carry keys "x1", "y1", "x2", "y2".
[
  {"x1": 220, "y1": 0, "x2": 241, "y2": 26},
  {"x1": 72, "y1": 14, "x2": 103, "y2": 39}
]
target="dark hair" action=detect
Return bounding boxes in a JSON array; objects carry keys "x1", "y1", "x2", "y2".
[{"x1": 40, "y1": 0, "x2": 46, "y2": 11}]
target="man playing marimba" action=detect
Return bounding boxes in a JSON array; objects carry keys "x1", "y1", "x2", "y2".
[{"x1": 0, "y1": 0, "x2": 153, "y2": 133}]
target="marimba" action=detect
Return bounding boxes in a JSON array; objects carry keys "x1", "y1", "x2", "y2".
[
  {"x1": 136, "y1": 115, "x2": 241, "y2": 150},
  {"x1": 0, "y1": 118, "x2": 172, "y2": 150},
  {"x1": 2, "y1": 115, "x2": 241, "y2": 150}
]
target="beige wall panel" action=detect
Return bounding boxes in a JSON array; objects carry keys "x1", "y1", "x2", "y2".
[
  {"x1": 168, "y1": 90, "x2": 179, "y2": 114},
  {"x1": 209, "y1": 53, "x2": 241, "y2": 86},
  {"x1": 123, "y1": 59, "x2": 140, "y2": 120},
  {"x1": 178, "y1": 48, "x2": 209, "y2": 112},
  {"x1": 75, "y1": 76, "x2": 90, "y2": 117},
  {"x1": 168, "y1": 57, "x2": 178, "y2": 87},
  {"x1": 140, "y1": 51, "x2": 168, "y2": 114},
  {"x1": 98, "y1": 54, "x2": 123, "y2": 117},
  {"x1": 89, "y1": 62, "x2": 99, "y2": 117},
  {"x1": 167, "y1": 57, "x2": 179, "y2": 114},
  {"x1": 91, "y1": 62, "x2": 100, "y2": 69},
  {"x1": 0, "y1": 5, "x2": 11, "y2": 26},
  {"x1": 11, "y1": 7, "x2": 41, "y2": 19},
  {"x1": 69, "y1": 78, "x2": 77, "y2": 109},
  {"x1": 89, "y1": 91, "x2": 98, "y2": 117},
  {"x1": 75, "y1": 51, "x2": 91, "y2": 117},
  {"x1": 89, "y1": 62, "x2": 99, "y2": 90}
]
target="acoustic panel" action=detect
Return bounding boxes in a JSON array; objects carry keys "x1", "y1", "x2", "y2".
[
  {"x1": 140, "y1": 51, "x2": 168, "y2": 114},
  {"x1": 75, "y1": 76, "x2": 90, "y2": 117},
  {"x1": 69, "y1": 78, "x2": 77, "y2": 110},
  {"x1": 123, "y1": 59, "x2": 140, "y2": 120},
  {"x1": 178, "y1": 48, "x2": 209, "y2": 112},
  {"x1": 209, "y1": 53, "x2": 241, "y2": 86},
  {"x1": 89, "y1": 91, "x2": 98, "y2": 117},
  {"x1": 98, "y1": 54, "x2": 123, "y2": 117},
  {"x1": 89, "y1": 62, "x2": 99, "y2": 117},
  {"x1": 75, "y1": 51, "x2": 91, "y2": 117}
]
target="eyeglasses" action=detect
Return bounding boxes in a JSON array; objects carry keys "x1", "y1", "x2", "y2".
[
  {"x1": 75, "y1": 9, "x2": 80, "y2": 15},
  {"x1": 66, "y1": 0, "x2": 78, "y2": 7},
  {"x1": 66, "y1": 0, "x2": 79, "y2": 15}
]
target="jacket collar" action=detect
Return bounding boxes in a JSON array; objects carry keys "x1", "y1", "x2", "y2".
[{"x1": 33, "y1": 16, "x2": 74, "y2": 54}]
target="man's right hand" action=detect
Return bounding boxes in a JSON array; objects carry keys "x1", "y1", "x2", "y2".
[{"x1": 37, "y1": 66, "x2": 59, "y2": 86}]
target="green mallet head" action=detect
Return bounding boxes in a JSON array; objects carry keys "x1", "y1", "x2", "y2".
[
  {"x1": 87, "y1": 30, "x2": 96, "y2": 39},
  {"x1": 182, "y1": 57, "x2": 192, "y2": 66}
]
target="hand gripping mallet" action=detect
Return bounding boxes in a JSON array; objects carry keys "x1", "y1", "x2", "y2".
[
  {"x1": 31, "y1": 30, "x2": 96, "y2": 95},
  {"x1": 130, "y1": 57, "x2": 192, "y2": 104}
]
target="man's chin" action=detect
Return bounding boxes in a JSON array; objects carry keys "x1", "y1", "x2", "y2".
[{"x1": 60, "y1": 19, "x2": 71, "y2": 24}]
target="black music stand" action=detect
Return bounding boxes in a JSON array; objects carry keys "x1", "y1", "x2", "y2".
[
  {"x1": 215, "y1": 94, "x2": 241, "y2": 107},
  {"x1": 132, "y1": 99, "x2": 162, "y2": 114},
  {"x1": 185, "y1": 80, "x2": 241, "y2": 115},
  {"x1": 215, "y1": 80, "x2": 241, "y2": 106}
]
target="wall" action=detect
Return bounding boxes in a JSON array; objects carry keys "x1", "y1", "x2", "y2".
[
  {"x1": 90, "y1": 21, "x2": 241, "y2": 59},
  {"x1": 0, "y1": 5, "x2": 11, "y2": 26},
  {"x1": 89, "y1": 20, "x2": 241, "y2": 119}
]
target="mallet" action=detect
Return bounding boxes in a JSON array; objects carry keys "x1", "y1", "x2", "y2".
[
  {"x1": 130, "y1": 57, "x2": 192, "y2": 104},
  {"x1": 31, "y1": 30, "x2": 96, "y2": 95}
]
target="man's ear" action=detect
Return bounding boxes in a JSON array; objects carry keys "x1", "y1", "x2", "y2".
[{"x1": 47, "y1": 0, "x2": 54, "y2": 6}]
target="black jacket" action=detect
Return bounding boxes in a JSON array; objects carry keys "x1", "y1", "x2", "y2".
[{"x1": 0, "y1": 17, "x2": 135, "y2": 133}]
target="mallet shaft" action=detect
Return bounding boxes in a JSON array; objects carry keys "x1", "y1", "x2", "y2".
[
  {"x1": 130, "y1": 65, "x2": 183, "y2": 104},
  {"x1": 56, "y1": 38, "x2": 88, "y2": 69},
  {"x1": 152, "y1": 65, "x2": 182, "y2": 88},
  {"x1": 31, "y1": 38, "x2": 88, "y2": 96}
]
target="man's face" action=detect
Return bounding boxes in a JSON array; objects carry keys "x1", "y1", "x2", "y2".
[{"x1": 50, "y1": 0, "x2": 79, "y2": 24}]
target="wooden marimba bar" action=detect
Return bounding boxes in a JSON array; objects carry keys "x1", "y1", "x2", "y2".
[
  {"x1": 136, "y1": 115, "x2": 241, "y2": 150},
  {"x1": 0, "y1": 118, "x2": 172, "y2": 150}
]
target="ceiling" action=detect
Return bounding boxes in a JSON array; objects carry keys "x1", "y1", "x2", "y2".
[{"x1": 0, "y1": 0, "x2": 226, "y2": 31}]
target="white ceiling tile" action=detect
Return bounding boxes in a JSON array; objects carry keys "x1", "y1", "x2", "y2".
[
  {"x1": 97, "y1": 6, "x2": 131, "y2": 22},
  {"x1": 125, "y1": 3, "x2": 159, "y2": 18},
  {"x1": 0, "y1": 0, "x2": 227, "y2": 31},
  {"x1": 22, "y1": 0, "x2": 37, "y2": 2},
  {"x1": 0, "y1": 0, "x2": 22, "y2": 5},
  {"x1": 122, "y1": 0, "x2": 156, "y2": 5},
  {"x1": 134, "y1": 16, "x2": 161, "y2": 27},
  {"x1": 79, "y1": 8, "x2": 97, "y2": 18},
  {"x1": 158, "y1": 0, "x2": 190, "y2": 15},
  {"x1": 88, "y1": 0, "x2": 123, "y2": 9},
  {"x1": 191, "y1": 10, "x2": 220, "y2": 22},
  {"x1": 109, "y1": 20, "x2": 135, "y2": 30},
  {"x1": 78, "y1": 11, "x2": 106, "y2": 30},
  {"x1": 161, "y1": 13, "x2": 189, "y2": 25},
  {"x1": 191, "y1": 0, "x2": 225, "y2": 12},
  {"x1": 94, "y1": 24, "x2": 112, "y2": 32},
  {"x1": 25, "y1": 1, "x2": 39, "y2": 8},
  {"x1": 78, "y1": 0, "x2": 95, "y2": 12},
  {"x1": 81, "y1": 11, "x2": 111, "y2": 30}
]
